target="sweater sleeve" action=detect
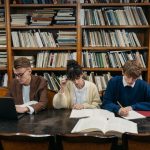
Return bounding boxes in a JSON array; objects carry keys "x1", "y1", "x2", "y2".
[
  {"x1": 131, "y1": 82, "x2": 150, "y2": 110},
  {"x1": 53, "y1": 92, "x2": 68, "y2": 109},
  {"x1": 102, "y1": 79, "x2": 120, "y2": 113},
  {"x1": 83, "y1": 83, "x2": 101, "y2": 109},
  {"x1": 31, "y1": 78, "x2": 48, "y2": 113}
]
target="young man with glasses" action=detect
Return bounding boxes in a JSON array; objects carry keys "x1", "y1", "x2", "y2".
[
  {"x1": 102, "y1": 60, "x2": 150, "y2": 117},
  {"x1": 53, "y1": 60, "x2": 101, "y2": 109},
  {"x1": 7, "y1": 57, "x2": 48, "y2": 114}
]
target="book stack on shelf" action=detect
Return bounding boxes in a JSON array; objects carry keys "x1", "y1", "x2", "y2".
[
  {"x1": 54, "y1": 8, "x2": 76, "y2": 25},
  {"x1": 0, "y1": 30, "x2": 6, "y2": 47},
  {"x1": 30, "y1": 9, "x2": 56, "y2": 26},
  {"x1": 11, "y1": 13, "x2": 29, "y2": 26},
  {"x1": 0, "y1": 52, "x2": 7, "y2": 68}
]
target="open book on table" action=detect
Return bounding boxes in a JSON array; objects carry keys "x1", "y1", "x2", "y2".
[
  {"x1": 71, "y1": 116, "x2": 138, "y2": 134},
  {"x1": 70, "y1": 109, "x2": 115, "y2": 119}
]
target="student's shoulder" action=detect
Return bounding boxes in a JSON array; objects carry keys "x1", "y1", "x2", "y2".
[
  {"x1": 109, "y1": 76, "x2": 122, "y2": 83},
  {"x1": 136, "y1": 78, "x2": 149, "y2": 86},
  {"x1": 32, "y1": 75, "x2": 47, "y2": 84}
]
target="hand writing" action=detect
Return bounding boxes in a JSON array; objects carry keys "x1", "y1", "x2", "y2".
[{"x1": 118, "y1": 107, "x2": 130, "y2": 117}]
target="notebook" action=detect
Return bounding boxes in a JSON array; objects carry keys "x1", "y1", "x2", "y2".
[{"x1": 0, "y1": 97, "x2": 25, "y2": 120}]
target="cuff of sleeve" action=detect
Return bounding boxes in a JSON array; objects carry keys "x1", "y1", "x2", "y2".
[
  {"x1": 27, "y1": 106, "x2": 34, "y2": 114},
  {"x1": 115, "y1": 105, "x2": 120, "y2": 113}
]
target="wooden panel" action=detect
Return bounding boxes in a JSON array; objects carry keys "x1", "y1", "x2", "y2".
[{"x1": 0, "y1": 88, "x2": 8, "y2": 97}]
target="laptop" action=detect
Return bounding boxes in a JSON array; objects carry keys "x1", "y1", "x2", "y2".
[{"x1": 0, "y1": 97, "x2": 25, "y2": 120}]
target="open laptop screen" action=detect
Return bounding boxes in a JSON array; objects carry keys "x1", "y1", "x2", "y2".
[{"x1": 0, "y1": 97, "x2": 23, "y2": 120}]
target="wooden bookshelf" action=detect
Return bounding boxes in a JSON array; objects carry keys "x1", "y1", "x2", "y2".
[
  {"x1": 0, "y1": 0, "x2": 7, "y2": 86},
  {"x1": 80, "y1": 0, "x2": 150, "y2": 82},
  {"x1": 0, "y1": 0, "x2": 150, "y2": 88}
]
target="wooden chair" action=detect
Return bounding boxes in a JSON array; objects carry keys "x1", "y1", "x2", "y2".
[
  {"x1": 0, "y1": 133, "x2": 55, "y2": 150},
  {"x1": 122, "y1": 133, "x2": 150, "y2": 150},
  {"x1": 57, "y1": 134, "x2": 118, "y2": 150}
]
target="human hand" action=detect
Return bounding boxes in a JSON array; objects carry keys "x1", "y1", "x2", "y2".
[
  {"x1": 59, "y1": 76, "x2": 67, "y2": 93},
  {"x1": 118, "y1": 107, "x2": 130, "y2": 117},
  {"x1": 72, "y1": 103, "x2": 84, "y2": 110},
  {"x1": 124, "y1": 106, "x2": 132, "y2": 111},
  {"x1": 15, "y1": 105, "x2": 29, "y2": 113}
]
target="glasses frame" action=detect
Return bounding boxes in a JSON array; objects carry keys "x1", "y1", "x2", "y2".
[{"x1": 14, "y1": 69, "x2": 27, "y2": 78}]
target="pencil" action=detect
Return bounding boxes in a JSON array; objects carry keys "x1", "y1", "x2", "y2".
[{"x1": 117, "y1": 101, "x2": 123, "y2": 108}]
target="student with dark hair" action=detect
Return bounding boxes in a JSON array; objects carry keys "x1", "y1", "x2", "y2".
[
  {"x1": 102, "y1": 60, "x2": 150, "y2": 116},
  {"x1": 53, "y1": 60, "x2": 101, "y2": 109},
  {"x1": 7, "y1": 57, "x2": 48, "y2": 114}
]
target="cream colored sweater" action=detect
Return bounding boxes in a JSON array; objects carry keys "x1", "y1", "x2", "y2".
[{"x1": 53, "y1": 80, "x2": 101, "y2": 109}]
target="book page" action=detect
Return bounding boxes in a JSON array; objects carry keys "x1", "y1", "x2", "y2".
[
  {"x1": 70, "y1": 109, "x2": 115, "y2": 119},
  {"x1": 71, "y1": 117, "x2": 107, "y2": 133},
  {"x1": 106, "y1": 117, "x2": 138, "y2": 134},
  {"x1": 71, "y1": 116, "x2": 138, "y2": 134},
  {"x1": 21, "y1": 101, "x2": 38, "y2": 107},
  {"x1": 70, "y1": 109, "x2": 93, "y2": 118},
  {"x1": 122, "y1": 110, "x2": 146, "y2": 120}
]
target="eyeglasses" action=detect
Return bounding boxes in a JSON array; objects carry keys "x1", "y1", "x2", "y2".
[{"x1": 14, "y1": 69, "x2": 27, "y2": 78}]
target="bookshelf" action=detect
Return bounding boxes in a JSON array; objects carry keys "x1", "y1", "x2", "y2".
[
  {"x1": 80, "y1": 0, "x2": 150, "y2": 83},
  {"x1": 0, "y1": 0, "x2": 7, "y2": 87},
  {"x1": 0, "y1": 0, "x2": 150, "y2": 92}
]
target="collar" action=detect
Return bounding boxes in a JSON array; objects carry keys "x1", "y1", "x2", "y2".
[{"x1": 123, "y1": 76, "x2": 135, "y2": 88}]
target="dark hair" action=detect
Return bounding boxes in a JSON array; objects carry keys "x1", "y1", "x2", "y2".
[
  {"x1": 14, "y1": 57, "x2": 31, "y2": 69},
  {"x1": 123, "y1": 60, "x2": 142, "y2": 79},
  {"x1": 67, "y1": 60, "x2": 82, "y2": 80}
]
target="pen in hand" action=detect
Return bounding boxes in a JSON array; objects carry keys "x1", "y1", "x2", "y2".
[
  {"x1": 117, "y1": 101, "x2": 123, "y2": 108},
  {"x1": 117, "y1": 101, "x2": 129, "y2": 117}
]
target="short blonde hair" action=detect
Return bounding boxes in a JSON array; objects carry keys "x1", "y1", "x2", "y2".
[{"x1": 123, "y1": 60, "x2": 142, "y2": 79}]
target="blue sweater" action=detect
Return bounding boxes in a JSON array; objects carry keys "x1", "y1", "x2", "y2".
[{"x1": 102, "y1": 76, "x2": 150, "y2": 113}]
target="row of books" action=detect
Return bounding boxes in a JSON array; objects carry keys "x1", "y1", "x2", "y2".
[
  {"x1": 81, "y1": 7, "x2": 148, "y2": 26},
  {"x1": 0, "y1": 52, "x2": 7, "y2": 67},
  {"x1": 82, "y1": 51, "x2": 146, "y2": 68},
  {"x1": 82, "y1": 0, "x2": 149, "y2": 3},
  {"x1": 11, "y1": 30, "x2": 56, "y2": 47},
  {"x1": 0, "y1": 73, "x2": 8, "y2": 87},
  {"x1": 0, "y1": 30, "x2": 6, "y2": 47},
  {"x1": 0, "y1": 9, "x2": 4, "y2": 26},
  {"x1": 11, "y1": 30, "x2": 76, "y2": 47},
  {"x1": 83, "y1": 29, "x2": 141, "y2": 47},
  {"x1": 11, "y1": 8, "x2": 76, "y2": 26},
  {"x1": 43, "y1": 71, "x2": 112, "y2": 92},
  {"x1": 36, "y1": 51, "x2": 76, "y2": 68},
  {"x1": 84, "y1": 72, "x2": 112, "y2": 91},
  {"x1": 12, "y1": 0, "x2": 76, "y2": 4}
]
